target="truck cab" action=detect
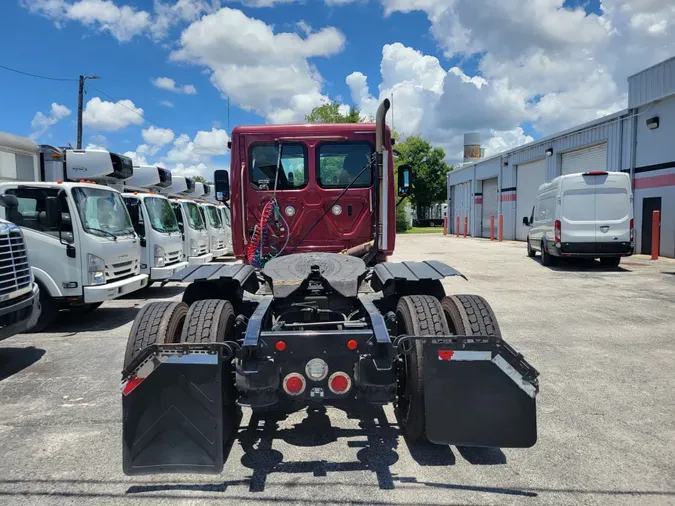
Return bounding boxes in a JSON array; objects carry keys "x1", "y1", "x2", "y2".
[
  {"x1": 168, "y1": 177, "x2": 212, "y2": 265},
  {"x1": 0, "y1": 135, "x2": 148, "y2": 331},
  {"x1": 226, "y1": 123, "x2": 396, "y2": 263},
  {"x1": 119, "y1": 166, "x2": 188, "y2": 283}
]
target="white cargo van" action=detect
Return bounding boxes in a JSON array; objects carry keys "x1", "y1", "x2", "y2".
[{"x1": 523, "y1": 171, "x2": 634, "y2": 267}]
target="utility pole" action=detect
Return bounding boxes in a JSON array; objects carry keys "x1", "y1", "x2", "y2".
[
  {"x1": 77, "y1": 75, "x2": 84, "y2": 149},
  {"x1": 227, "y1": 97, "x2": 230, "y2": 132},
  {"x1": 77, "y1": 74, "x2": 100, "y2": 149}
]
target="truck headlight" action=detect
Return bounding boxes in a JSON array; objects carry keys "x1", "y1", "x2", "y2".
[
  {"x1": 154, "y1": 245, "x2": 166, "y2": 267},
  {"x1": 190, "y1": 239, "x2": 199, "y2": 256},
  {"x1": 87, "y1": 254, "x2": 105, "y2": 285}
]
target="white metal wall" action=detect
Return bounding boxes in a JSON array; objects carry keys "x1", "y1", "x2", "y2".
[
  {"x1": 481, "y1": 178, "x2": 498, "y2": 238},
  {"x1": 515, "y1": 159, "x2": 547, "y2": 240},
  {"x1": 452, "y1": 181, "x2": 472, "y2": 234},
  {"x1": 561, "y1": 143, "x2": 608, "y2": 175}
]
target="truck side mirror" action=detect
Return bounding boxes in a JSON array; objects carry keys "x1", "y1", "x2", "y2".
[
  {"x1": 0, "y1": 194, "x2": 19, "y2": 209},
  {"x1": 398, "y1": 164, "x2": 413, "y2": 198},
  {"x1": 45, "y1": 196, "x2": 61, "y2": 229},
  {"x1": 214, "y1": 170, "x2": 230, "y2": 202},
  {"x1": 522, "y1": 217, "x2": 530, "y2": 226}
]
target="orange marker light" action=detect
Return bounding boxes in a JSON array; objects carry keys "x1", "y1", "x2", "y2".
[
  {"x1": 275, "y1": 341, "x2": 286, "y2": 352},
  {"x1": 347, "y1": 340, "x2": 358, "y2": 350}
]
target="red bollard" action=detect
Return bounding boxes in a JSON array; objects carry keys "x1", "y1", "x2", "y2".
[
  {"x1": 490, "y1": 214, "x2": 495, "y2": 241},
  {"x1": 456, "y1": 216, "x2": 460, "y2": 237},
  {"x1": 443, "y1": 216, "x2": 448, "y2": 236},
  {"x1": 463, "y1": 216, "x2": 468, "y2": 238},
  {"x1": 499, "y1": 214, "x2": 504, "y2": 242},
  {"x1": 651, "y1": 210, "x2": 661, "y2": 260}
]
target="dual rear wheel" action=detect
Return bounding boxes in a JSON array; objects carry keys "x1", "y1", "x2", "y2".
[{"x1": 395, "y1": 293, "x2": 501, "y2": 442}]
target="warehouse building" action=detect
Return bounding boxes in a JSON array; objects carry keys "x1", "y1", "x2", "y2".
[{"x1": 447, "y1": 55, "x2": 675, "y2": 258}]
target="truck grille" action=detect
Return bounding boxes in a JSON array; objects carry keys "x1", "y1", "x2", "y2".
[
  {"x1": 166, "y1": 250, "x2": 182, "y2": 266},
  {"x1": 199, "y1": 244, "x2": 208, "y2": 256},
  {"x1": 105, "y1": 259, "x2": 138, "y2": 282},
  {"x1": 217, "y1": 240, "x2": 225, "y2": 250},
  {"x1": 0, "y1": 231, "x2": 31, "y2": 298}
]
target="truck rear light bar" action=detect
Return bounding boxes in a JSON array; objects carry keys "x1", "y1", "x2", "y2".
[{"x1": 584, "y1": 171, "x2": 608, "y2": 175}]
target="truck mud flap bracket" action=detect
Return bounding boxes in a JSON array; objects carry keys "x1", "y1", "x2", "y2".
[
  {"x1": 420, "y1": 336, "x2": 538, "y2": 448},
  {"x1": 122, "y1": 344, "x2": 237, "y2": 476}
]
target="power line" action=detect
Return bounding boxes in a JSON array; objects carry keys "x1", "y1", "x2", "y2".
[
  {"x1": 0, "y1": 63, "x2": 77, "y2": 82},
  {"x1": 85, "y1": 82, "x2": 228, "y2": 159}
]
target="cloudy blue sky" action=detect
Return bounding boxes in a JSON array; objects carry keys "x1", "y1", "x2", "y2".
[{"x1": 1, "y1": 0, "x2": 673, "y2": 179}]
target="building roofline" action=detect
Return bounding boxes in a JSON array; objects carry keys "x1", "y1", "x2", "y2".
[
  {"x1": 449, "y1": 108, "x2": 629, "y2": 175},
  {"x1": 628, "y1": 55, "x2": 675, "y2": 79}
]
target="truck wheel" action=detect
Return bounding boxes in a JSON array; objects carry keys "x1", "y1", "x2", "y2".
[
  {"x1": 180, "y1": 299, "x2": 238, "y2": 406},
  {"x1": 395, "y1": 295, "x2": 450, "y2": 443},
  {"x1": 29, "y1": 286, "x2": 58, "y2": 333},
  {"x1": 441, "y1": 295, "x2": 502, "y2": 337},
  {"x1": 600, "y1": 257, "x2": 621, "y2": 268},
  {"x1": 124, "y1": 301, "x2": 188, "y2": 369},
  {"x1": 526, "y1": 237, "x2": 536, "y2": 258}
]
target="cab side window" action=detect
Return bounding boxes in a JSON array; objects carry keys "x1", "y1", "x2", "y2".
[{"x1": 5, "y1": 187, "x2": 73, "y2": 242}]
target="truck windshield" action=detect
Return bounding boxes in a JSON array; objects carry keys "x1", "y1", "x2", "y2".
[
  {"x1": 205, "y1": 205, "x2": 223, "y2": 229},
  {"x1": 72, "y1": 187, "x2": 135, "y2": 238},
  {"x1": 183, "y1": 201, "x2": 206, "y2": 230},
  {"x1": 144, "y1": 197, "x2": 180, "y2": 233}
]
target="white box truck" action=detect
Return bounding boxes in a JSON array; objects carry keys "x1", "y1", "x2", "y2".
[
  {"x1": 523, "y1": 171, "x2": 634, "y2": 267},
  {"x1": 0, "y1": 132, "x2": 148, "y2": 331},
  {"x1": 116, "y1": 166, "x2": 188, "y2": 284},
  {"x1": 167, "y1": 177, "x2": 212, "y2": 265}
]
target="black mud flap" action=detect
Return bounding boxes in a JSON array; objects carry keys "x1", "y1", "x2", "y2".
[
  {"x1": 122, "y1": 344, "x2": 236, "y2": 475},
  {"x1": 421, "y1": 336, "x2": 538, "y2": 448}
]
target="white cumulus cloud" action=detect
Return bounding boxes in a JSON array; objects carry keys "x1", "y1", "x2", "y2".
[
  {"x1": 170, "y1": 7, "x2": 346, "y2": 123},
  {"x1": 30, "y1": 103, "x2": 72, "y2": 139},
  {"x1": 152, "y1": 77, "x2": 198, "y2": 95},
  {"x1": 82, "y1": 97, "x2": 144, "y2": 131},
  {"x1": 142, "y1": 126, "x2": 175, "y2": 147}
]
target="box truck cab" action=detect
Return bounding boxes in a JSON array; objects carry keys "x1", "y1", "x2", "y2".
[
  {"x1": 118, "y1": 166, "x2": 188, "y2": 283},
  {"x1": 205, "y1": 184, "x2": 231, "y2": 255},
  {"x1": 200, "y1": 202, "x2": 227, "y2": 258},
  {"x1": 0, "y1": 134, "x2": 148, "y2": 331},
  {"x1": 524, "y1": 171, "x2": 634, "y2": 267},
  {"x1": 168, "y1": 177, "x2": 212, "y2": 264}
]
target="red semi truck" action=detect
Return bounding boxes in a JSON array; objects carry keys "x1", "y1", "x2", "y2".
[{"x1": 121, "y1": 100, "x2": 539, "y2": 476}]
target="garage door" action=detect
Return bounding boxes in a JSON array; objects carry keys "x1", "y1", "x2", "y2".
[
  {"x1": 481, "y1": 177, "x2": 498, "y2": 238},
  {"x1": 516, "y1": 158, "x2": 547, "y2": 240},
  {"x1": 561, "y1": 143, "x2": 607, "y2": 175}
]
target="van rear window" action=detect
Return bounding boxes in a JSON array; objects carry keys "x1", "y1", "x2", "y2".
[
  {"x1": 562, "y1": 188, "x2": 594, "y2": 221},
  {"x1": 595, "y1": 188, "x2": 629, "y2": 221}
]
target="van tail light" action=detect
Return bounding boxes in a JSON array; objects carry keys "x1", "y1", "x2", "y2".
[
  {"x1": 630, "y1": 218, "x2": 634, "y2": 242},
  {"x1": 584, "y1": 171, "x2": 608, "y2": 176},
  {"x1": 554, "y1": 220, "x2": 561, "y2": 244}
]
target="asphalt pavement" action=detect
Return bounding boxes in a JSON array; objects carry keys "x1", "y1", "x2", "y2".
[{"x1": 1, "y1": 236, "x2": 674, "y2": 505}]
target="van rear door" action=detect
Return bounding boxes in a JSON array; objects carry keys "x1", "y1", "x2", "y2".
[
  {"x1": 593, "y1": 172, "x2": 632, "y2": 247},
  {"x1": 560, "y1": 175, "x2": 596, "y2": 245}
]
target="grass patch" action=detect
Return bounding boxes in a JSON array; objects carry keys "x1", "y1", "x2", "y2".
[{"x1": 402, "y1": 227, "x2": 444, "y2": 234}]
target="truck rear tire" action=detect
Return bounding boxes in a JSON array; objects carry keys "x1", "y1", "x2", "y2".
[
  {"x1": 541, "y1": 240, "x2": 557, "y2": 267},
  {"x1": 124, "y1": 301, "x2": 188, "y2": 368},
  {"x1": 395, "y1": 295, "x2": 450, "y2": 443},
  {"x1": 441, "y1": 295, "x2": 502, "y2": 337},
  {"x1": 180, "y1": 299, "x2": 238, "y2": 406}
]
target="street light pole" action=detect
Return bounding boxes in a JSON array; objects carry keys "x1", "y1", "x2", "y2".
[{"x1": 77, "y1": 74, "x2": 100, "y2": 149}]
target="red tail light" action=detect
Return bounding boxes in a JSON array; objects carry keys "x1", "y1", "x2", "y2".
[
  {"x1": 283, "y1": 373, "x2": 306, "y2": 396},
  {"x1": 122, "y1": 377, "x2": 144, "y2": 396},
  {"x1": 328, "y1": 372, "x2": 351, "y2": 394},
  {"x1": 630, "y1": 218, "x2": 634, "y2": 242},
  {"x1": 554, "y1": 220, "x2": 561, "y2": 244},
  {"x1": 584, "y1": 171, "x2": 608, "y2": 176}
]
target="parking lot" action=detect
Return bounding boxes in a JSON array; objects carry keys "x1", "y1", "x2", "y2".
[{"x1": 1, "y1": 234, "x2": 674, "y2": 505}]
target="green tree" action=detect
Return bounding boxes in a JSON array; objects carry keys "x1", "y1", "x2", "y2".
[
  {"x1": 396, "y1": 202, "x2": 411, "y2": 233},
  {"x1": 305, "y1": 102, "x2": 363, "y2": 124},
  {"x1": 394, "y1": 135, "x2": 452, "y2": 217},
  {"x1": 193, "y1": 175, "x2": 213, "y2": 185}
]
